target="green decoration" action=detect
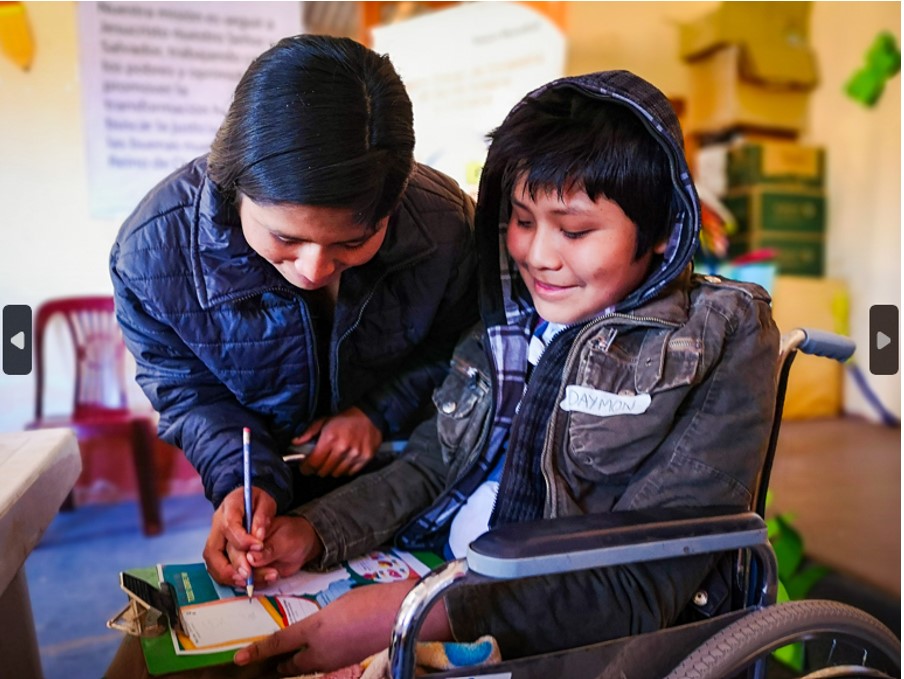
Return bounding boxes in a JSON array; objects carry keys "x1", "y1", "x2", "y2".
[{"x1": 845, "y1": 31, "x2": 901, "y2": 107}]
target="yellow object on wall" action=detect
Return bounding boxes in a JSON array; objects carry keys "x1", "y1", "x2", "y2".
[
  {"x1": 0, "y1": 1, "x2": 33, "y2": 70},
  {"x1": 771, "y1": 276, "x2": 848, "y2": 419}
]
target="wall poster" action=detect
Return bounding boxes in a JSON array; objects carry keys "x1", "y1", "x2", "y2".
[
  {"x1": 372, "y1": 3, "x2": 566, "y2": 198},
  {"x1": 77, "y1": 2, "x2": 302, "y2": 219}
]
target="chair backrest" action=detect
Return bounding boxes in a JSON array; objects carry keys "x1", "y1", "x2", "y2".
[{"x1": 33, "y1": 296, "x2": 130, "y2": 420}]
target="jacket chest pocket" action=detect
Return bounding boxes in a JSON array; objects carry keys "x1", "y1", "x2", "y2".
[
  {"x1": 566, "y1": 330, "x2": 702, "y2": 479},
  {"x1": 634, "y1": 331, "x2": 702, "y2": 393},
  {"x1": 433, "y1": 357, "x2": 491, "y2": 466}
]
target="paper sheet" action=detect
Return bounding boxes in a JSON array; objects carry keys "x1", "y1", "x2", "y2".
[{"x1": 180, "y1": 598, "x2": 281, "y2": 650}]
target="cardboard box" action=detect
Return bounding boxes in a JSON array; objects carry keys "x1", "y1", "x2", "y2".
[
  {"x1": 680, "y1": 2, "x2": 812, "y2": 62},
  {"x1": 724, "y1": 186, "x2": 826, "y2": 276},
  {"x1": 770, "y1": 276, "x2": 848, "y2": 419},
  {"x1": 727, "y1": 141, "x2": 825, "y2": 189},
  {"x1": 686, "y1": 44, "x2": 818, "y2": 136}
]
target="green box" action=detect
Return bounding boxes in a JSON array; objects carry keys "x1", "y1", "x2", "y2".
[
  {"x1": 723, "y1": 187, "x2": 826, "y2": 236},
  {"x1": 727, "y1": 142, "x2": 825, "y2": 189},
  {"x1": 729, "y1": 233, "x2": 824, "y2": 276},
  {"x1": 725, "y1": 186, "x2": 825, "y2": 276}
]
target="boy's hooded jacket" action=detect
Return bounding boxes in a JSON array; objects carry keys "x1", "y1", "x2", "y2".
[
  {"x1": 295, "y1": 72, "x2": 779, "y2": 654},
  {"x1": 110, "y1": 160, "x2": 478, "y2": 512}
]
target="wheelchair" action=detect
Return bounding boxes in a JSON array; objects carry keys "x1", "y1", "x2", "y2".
[{"x1": 387, "y1": 328, "x2": 901, "y2": 679}]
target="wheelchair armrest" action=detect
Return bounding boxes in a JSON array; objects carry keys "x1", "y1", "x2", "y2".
[
  {"x1": 390, "y1": 507, "x2": 776, "y2": 679},
  {"x1": 467, "y1": 506, "x2": 767, "y2": 579}
]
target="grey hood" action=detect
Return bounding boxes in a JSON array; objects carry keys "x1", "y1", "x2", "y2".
[{"x1": 474, "y1": 70, "x2": 701, "y2": 327}]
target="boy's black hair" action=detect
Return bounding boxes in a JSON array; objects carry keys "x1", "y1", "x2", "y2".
[
  {"x1": 208, "y1": 35, "x2": 414, "y2": 229},
  {"x1": 489, "y1": 86, "x2": 674, "y2": 259}
]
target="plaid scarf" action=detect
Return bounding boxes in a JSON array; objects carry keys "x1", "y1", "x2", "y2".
[{"x1": 490, "y1": 323, "x2": 583, "y2": 526}]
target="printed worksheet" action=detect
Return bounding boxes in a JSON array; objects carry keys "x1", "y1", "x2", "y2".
[
  {"x1": 179, "y1": 598, "x2": 282, "y2": 649},
  {"x1": 158, "y1": 548, "x2": 439, "y2": 656}
]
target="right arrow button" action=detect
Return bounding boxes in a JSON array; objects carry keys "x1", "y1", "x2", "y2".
[{"x1": 870, "y1": 305, "x2": 899, "y2": 375}]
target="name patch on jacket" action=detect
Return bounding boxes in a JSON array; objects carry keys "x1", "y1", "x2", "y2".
[{"x1": 560, "y1": 385, "x2": 651, "y2": 417}]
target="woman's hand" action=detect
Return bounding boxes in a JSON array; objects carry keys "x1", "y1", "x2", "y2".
[
  {"x1": 203, "y1": 486, "x2": 275, "y2": 588},
  {"x1": 246, "y1": 516, "x2": 324, "y2": 584},
  {"x1": 233, "y1": 580, "x2": 452, "y2": 675},
  {"x1": 293, "y1": 406, "x2": 383, "y2": 477}
]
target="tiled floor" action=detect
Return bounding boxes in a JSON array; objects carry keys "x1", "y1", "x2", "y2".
[{"x1": 25, "y1": 493, "x2": 212, "y2": 679}]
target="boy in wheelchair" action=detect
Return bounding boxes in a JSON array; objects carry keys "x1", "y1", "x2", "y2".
[{"x1": 228, "y1": 70, "x2": 781, "y2": 675}]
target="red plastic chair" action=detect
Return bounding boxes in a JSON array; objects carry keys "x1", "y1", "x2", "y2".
[{"x1": 26, "y1": 296, "x2": 163, "y2": 535}]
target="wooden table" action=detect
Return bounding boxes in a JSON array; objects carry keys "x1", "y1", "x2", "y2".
[{"x1": 0, "y1": 429, "x2": 81, "y2": 679}]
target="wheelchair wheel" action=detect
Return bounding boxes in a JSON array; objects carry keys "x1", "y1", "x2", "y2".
[{"x1": 665, "y1": 599, "x2": 900, "y2": 679}]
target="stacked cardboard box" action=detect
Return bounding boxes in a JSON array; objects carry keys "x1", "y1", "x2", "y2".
[
  {"x1": 679, "y1": 3, "x2": 828, "y2": 276},
  {"x1": 680, "y1": 3, "x2": 819, "y2": 137},
  {"x1": 722, "y1": 140, "x2": 827, "y2": 276}
]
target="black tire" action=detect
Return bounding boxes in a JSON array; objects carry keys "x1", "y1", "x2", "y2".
[{"x1": 665, "y1": 600, "x2": 900, "y2": 679}]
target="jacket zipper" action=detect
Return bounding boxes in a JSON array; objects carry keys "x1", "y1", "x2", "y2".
[
  {"x1": 401, "y1": 324, "x2": 500, "y2": 547},
  {"x1": 332, "y1": 282, "x2": 382, "y2": 411},
  {"x1": 540, "y1": 312, "x2": 679, "y2": 518},
  {"x1": 231, "y1": 286, "x2": 321, "y2": 424},
  {"x1": 330, "y1": 249, "x2": 434, "y2": 411}
]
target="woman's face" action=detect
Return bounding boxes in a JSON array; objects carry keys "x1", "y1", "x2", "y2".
[{"x1": 239, "y1": 197, "x2": 388, "y2": 291}]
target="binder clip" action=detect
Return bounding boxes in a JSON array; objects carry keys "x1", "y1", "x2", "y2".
[{"x1": 106, "y1": 572, "x2": 179, "y2": 638}]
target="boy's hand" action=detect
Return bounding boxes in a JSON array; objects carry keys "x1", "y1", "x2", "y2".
[
  {"x1": 246, "y1": 516, "x2": 324, "y2": 584},
  {"x1": 233, "y1": 580, "x2": 452, "y2": 674},
  {"x1": 203, "y1": 486, "x2": 275, "y2": 587},
  {"x1": 293, "y1": 406, "x2": 382, "y2": 478}
]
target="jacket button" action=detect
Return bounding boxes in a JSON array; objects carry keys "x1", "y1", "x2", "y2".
[{"x1": 441, "y1": 401, "x2": 457, "y2": 414}]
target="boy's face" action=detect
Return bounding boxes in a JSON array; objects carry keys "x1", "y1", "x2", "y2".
[{"x1": 506, "y1": 176, "x2": 664, "y2": 324}]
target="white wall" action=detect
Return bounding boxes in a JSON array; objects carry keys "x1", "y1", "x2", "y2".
[
  {"x1": 566, "y1": 1, "x2": 716, "y2": 89},
  {"x1": 0, "y1": 3, "x2": 127, "y2": 431},
  {"x1": 809, "y1": 2, "x2": 901, "y2": 420}
]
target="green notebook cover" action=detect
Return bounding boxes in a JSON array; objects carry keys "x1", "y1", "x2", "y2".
[
  {"x1": 131, "y1": 567, "x2": 235, "y2": 675},
  {"x1": 129, "y1": 549, "x2": 444, "y2": 676}
]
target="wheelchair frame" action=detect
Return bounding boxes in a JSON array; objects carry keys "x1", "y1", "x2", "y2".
[{"x1": 387, "y1": 328, "x2": 901, "y2": 679}]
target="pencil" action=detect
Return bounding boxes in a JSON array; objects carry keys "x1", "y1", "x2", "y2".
[
  {"x1": 242, "y1": 427, "x2": 254, "y2": 600},
  {"x1": 281, "y1": 440, "x2": 409, "y2": 463}
]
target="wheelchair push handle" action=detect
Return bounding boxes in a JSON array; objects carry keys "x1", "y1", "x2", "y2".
[
  {"x1": 784, "y1": 328, "x2": 855, "y2": 363},
  {"x1": 799, "y1": 328, "x2": 856, "y2": 362}
]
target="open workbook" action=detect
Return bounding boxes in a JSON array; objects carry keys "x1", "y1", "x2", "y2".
[{"x1": 116, "y1": 548, "x2": 442, "y2": 675}]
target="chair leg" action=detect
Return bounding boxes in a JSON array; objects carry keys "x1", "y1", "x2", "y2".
[{"x1": 130, "y1": 421, "x2": 163, "y2": 536}]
